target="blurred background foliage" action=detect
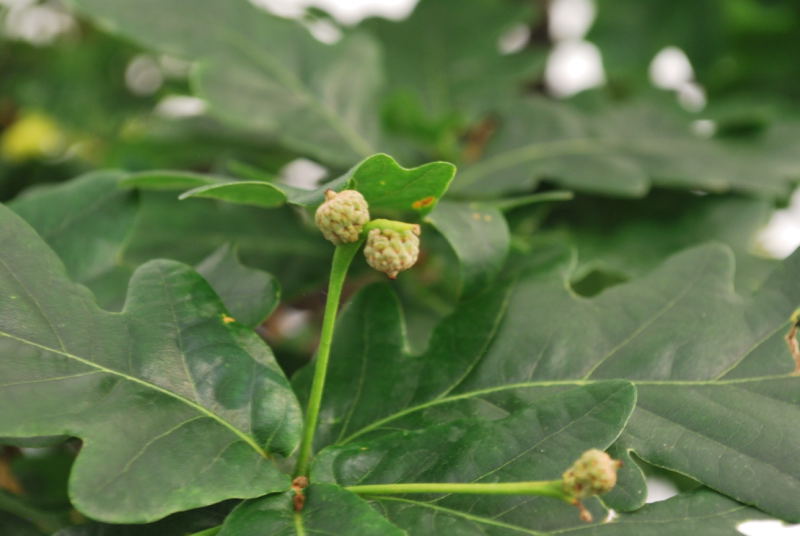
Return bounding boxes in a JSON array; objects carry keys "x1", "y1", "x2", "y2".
[{"x1": 1, "y1": 0, "x2": 799, "y2": 533}]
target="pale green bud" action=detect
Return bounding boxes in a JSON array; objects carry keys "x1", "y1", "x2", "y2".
[
  {"x1": 314, "y1": 189, "x2": 370, "y2": 245},
  {"x1": 364, "y1": 225, "x2": 421, "y2": 279}
]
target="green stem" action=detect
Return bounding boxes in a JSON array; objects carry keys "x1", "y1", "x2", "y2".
[
  {"x1": 294, "y1": 241, "x2": 362, "y2": 477},
  {"x1": 345, "y1": 480, "x2": 568, "y2": 501}
]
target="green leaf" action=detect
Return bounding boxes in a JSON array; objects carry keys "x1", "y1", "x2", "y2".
[
  {"x1": 0, "y1": 204, "x2": 302, "y2": 522},
  {"x1": 9, "y1": 170, "x2": 137, "y2": 287},
  {"x1": 52, "y1": 502, "x2": 232, "y2": 535},
  {"x1": 13, "y1": 173, "x2": 328, "y2": 308},
  {"x1": 179, "y1": 181, "x2": 287, "y2": 208},
  {"x1": 363, "y1": 0, "x2": 541, "y2": 149},
  {"x1": 121, "y1": 171, "x2": 228, "y2": 191},
  {"x1": 454, "y1": 98, "x2": 798, "y2": 199},
  {"x1": 313, "y1": 381, "x2": 635, "y2": 533},
  {"x1": 196, "y1": 243, "x2": 280, "y2": 328},
  {"x1": 542, "y1": 191, "x2": 775, "y2": 294},
  {"x1": 426, "y1": 200, "x2": 509, "y2": 296},
  {"x1": 343, "y1": 153, "x2": 456, "y2": 216},
  {"x1": 296, "y1": 242, "x2": 800, "y2": 522},
  {"x1": 0, "y1": 511, "x2": 43, "y2": 536},
  {"x1": 72, "y1": 0, "x2": 381, "y2": 166},
  {"x1": 217, "y1": 483, "x2": 406, "y2": 536},
  {"x1": 562, "y1": 489, "x2": 766, "y2": 536}
]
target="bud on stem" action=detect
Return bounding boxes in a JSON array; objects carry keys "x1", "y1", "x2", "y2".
[
  {"x1": 363, "y1": 219, "x2": 421, "y2": 279},
  {"x1": 315, "y1": 189, "x2": 370, "y2": 245}
]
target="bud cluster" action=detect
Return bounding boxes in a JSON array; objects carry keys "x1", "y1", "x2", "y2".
[
  {"x1": 314, "y1": 189, "x2": 370, "y2": 245},
  {"x1": 314, "y1": 189, "x2": 422, "y2": 278},
  {"x1": 364, "y1": 225, "x2": 420, "y2": 279},
  {"x1": 562, "y1": 449, "x2": 621, "y2": 500}
]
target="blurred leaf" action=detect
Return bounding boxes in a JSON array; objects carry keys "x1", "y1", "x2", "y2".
[
  {"x1": 539, "y1": 191, "x2": 775, "y2": 293},
  {"x1": 72, "y1": 0, "x2": 382, "y2": 166},
  {"x1": 362, "y1": 0, "x2": 542, "y2": 153},
  {"x1": 0, "y1": 204, "x2": 301, "y2": 522},
  {"x1": 454, "y1": 98, "x2": 799, "y2": 200},
  {"x1": 121, "y1": 171, "x2": 228, "y2": 190},
  {"x1": 179, "y1": 181, "x2": 287, "y2": 208}
]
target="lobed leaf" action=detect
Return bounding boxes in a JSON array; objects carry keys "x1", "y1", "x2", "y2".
[
  {"x1": 296, "y1": 241, "x2": 800, "y2": 524},
  {"x1": 0, "y1": 204, "x2": 302, "y2": 522}
]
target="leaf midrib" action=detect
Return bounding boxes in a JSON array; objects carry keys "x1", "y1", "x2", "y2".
[
  {"x1": 337, "y1": 374, "x2": 794, "y2": 445},
  {"x1": 0, "y1": 330, "x2": 268, "y2": 458}
]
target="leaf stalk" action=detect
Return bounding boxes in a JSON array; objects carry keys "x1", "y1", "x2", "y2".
[{"x1": 345, "y1": 480, "x2": 568, "y2": 500}]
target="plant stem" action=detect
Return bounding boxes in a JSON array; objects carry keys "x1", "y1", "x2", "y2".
[
  {"x1": 294, "y1": 241, "x2": 362, "y2": 477},
  {"x1": 345, "y1": 480, "x2": 568, "y2": 500}
]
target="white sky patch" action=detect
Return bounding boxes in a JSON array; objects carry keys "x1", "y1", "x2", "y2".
[
  {"x1": 125, "y1": 55, "x2": 164, "y2": 96},
  {"x1": 549, "y1": 0, "x2": 595, "y2": 41},
  {"x1": 3, "y1": 1, "x2": 75, "y2": 45},
  {"x1": 546, "y1": 40, "x2": 605, "y2": 97},
  {"x1": 650, "y1": 46, "x2": 694, "y2": 90},
  {"x1": 759, "y1": 187, "x2": 800, "y2": 259},
  {"x1": 250, "y1": 0, "x2": 416, "y2": 24},
  {"x1": 155, "y1": 96, "x2": 207, "y2": 118},
  {"x1": 498, "y1": 23, "x2": 530, "y2": 55},
  {"x1": 644, "y1": 475, "x2": 679, "y2": 504},
  {"x1": 738, "y1": 520, "x2": 800, "y2": 536},
  {"x1": 279, "y1": 158, "x2": 328, "y2": 190}
]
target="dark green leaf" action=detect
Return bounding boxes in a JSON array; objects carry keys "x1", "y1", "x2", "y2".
[
  {"x1": 297, "y1": 241, "x2": 800, "y2": 522},
  {"x1": 561, "y1": 489, "x2": 766, "y2": 536},
  {"x1": 455, "y1": 98, "x2": 798, "y2": 199},
  {"x1": 541, "y1": 191, "x2": 775, "y2": 293},
  {"x1": 427, "y1": 200, "x2": 509, "y2": 296},
  {"x1": 217, "y1": 483, "x2": 406, "y2": 536},
  {"x1": 313, "y1": 381, "x2": 635, "y2": 533},
  {"x1": 0, "y1": 205, "x2": 301, "y2": 522},
  {"x1": 196, "y1": 243, "x2": 280, "y2": 328}
]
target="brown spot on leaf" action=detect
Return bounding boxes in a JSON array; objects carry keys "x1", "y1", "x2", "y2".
[{"x1": 412, "y1": 196, "x2": 436, "y2": 210}]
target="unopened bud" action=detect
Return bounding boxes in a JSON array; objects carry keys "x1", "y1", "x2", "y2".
[
  {"x1": 364, "y1": 225, "x2": 420, "y2": 279},
  {"x1": 315, "y1": 189, "x2": 370, "y2": 245},
  {"x1": 562, "y1": 449, "x2": 621, "y2": 500}
]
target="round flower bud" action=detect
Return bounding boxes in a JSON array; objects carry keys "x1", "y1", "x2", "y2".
[
  {"x1": 315, "y1": 189, "x2": 370, "y2": 245},
  {"x1": 364, "y1": 225, "x2": 421, "y2": 279},
  {"x1": 562, "y1": 449, "x2": 621, "y2": 500}
]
